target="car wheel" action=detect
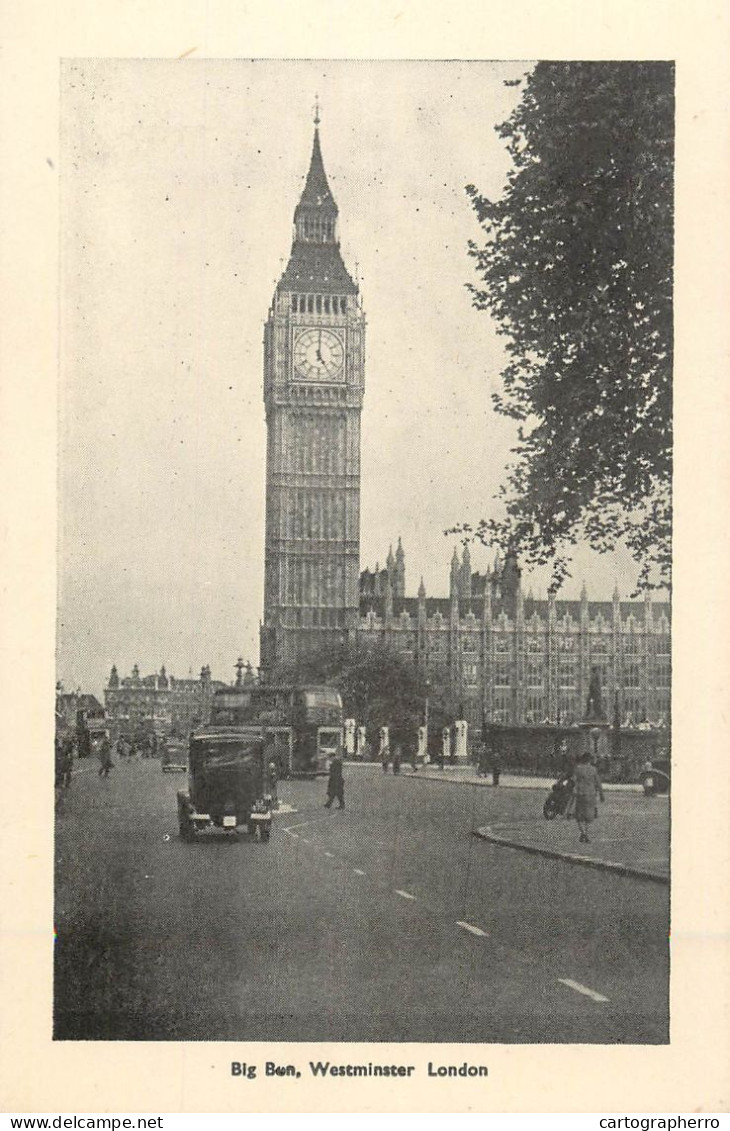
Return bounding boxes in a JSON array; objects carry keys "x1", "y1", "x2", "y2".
[{"x1": 543, "y1": 797, "x2": 558, "y2": 820}]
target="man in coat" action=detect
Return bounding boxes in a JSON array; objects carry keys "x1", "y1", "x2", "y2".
[
  {"x1": 97, "y1": 734, "x2": 114, "y2": 778},
  {"x1": 573, "y1": 752, "x2": 605, "y2": 843},
  {"x1": 324, "y1": 748, "x2": 345, "y2": 809}
]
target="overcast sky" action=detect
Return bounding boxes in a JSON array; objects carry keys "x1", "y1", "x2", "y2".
[{"x1": 58, "y1": 59, "x2": 647, "y2": 696}]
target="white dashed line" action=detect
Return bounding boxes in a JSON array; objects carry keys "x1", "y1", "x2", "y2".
[
  {"x1": 324, "y1": 851, "x2": 334, "y2": 858},
  {"x1": 287, "y1": 831, "x2": 299, "y2": 839},
  {"x1": 558, "y1": 978, "x2": 609, "y2": 1003},
  {"x1": 353, "y1": 869, "x2": 366, "y2": 876},
  {"x1": 301, "y1": 838, "x2": 310, "y2": 844},
  {"x1": 395, "y1": 889, "x2": 416, "y2": 901},
  {"x1": 456, "y1": 920, "x2": 488, "y2": 938}
]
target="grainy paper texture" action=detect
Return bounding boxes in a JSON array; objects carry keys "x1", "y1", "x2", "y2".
[{"x1": 1, "y1": 0, "x2": 729, "y2": 1115}]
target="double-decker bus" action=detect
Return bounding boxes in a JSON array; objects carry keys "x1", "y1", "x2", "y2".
[{"x1": 207, "y1": 684, "x2": 343, "y2": 778}]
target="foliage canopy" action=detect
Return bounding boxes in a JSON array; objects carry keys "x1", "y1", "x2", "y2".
[
  {"x1": 462, "y1": 62, "x2": 673, "y2": 592},
  {"x1": 271, "y1": 640, "x2": 459, "y2": 747}
]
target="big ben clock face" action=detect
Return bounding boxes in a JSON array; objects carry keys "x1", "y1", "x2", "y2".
[{"x1": 293, "y1": 328, "x2": 344, "y2": 381}]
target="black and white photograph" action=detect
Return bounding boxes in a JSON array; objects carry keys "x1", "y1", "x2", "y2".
[{"x1": 51, "y1": 58, "x2": 676, "y2": 1047}]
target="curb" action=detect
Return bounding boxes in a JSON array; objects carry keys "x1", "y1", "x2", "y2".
[
  {"x1": 408, "y1": 773, "x2": 545, "y2": 791},
  {"x1": 473, "y1": 826, "x2": 668, "y2": 884},
  {"x1": 401, "y1": 771, "x2": 643, "y2": 794}
]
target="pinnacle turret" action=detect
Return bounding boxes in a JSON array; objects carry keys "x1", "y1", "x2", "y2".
[
  {"x1": 294, "y1": 127, "x2": 338, "y2": 236},
  {"x1": 276, "y1": 123, "x2": 357, "y2": 298}
]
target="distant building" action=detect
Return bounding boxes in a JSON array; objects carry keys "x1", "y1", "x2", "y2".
[
  {"x1": 359, "y1": 544, "x2": 671, "y2": 731},
  {"x1": 55, "y1": 687, "x2": 105, "y2": 734},
  {"x1": 104, "y1": 664, "x2": 226, "y2": 741}
]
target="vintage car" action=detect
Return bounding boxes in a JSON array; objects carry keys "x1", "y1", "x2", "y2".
[
  {"x1": 176, "y1": 727, "x2": 272, "y2": 842},
  {"x1": 640, "y1": 757, "x2": 671, "y2": 795},
  {"x1": 161, "y1": 738, "x2": 188, "y2": 773}
]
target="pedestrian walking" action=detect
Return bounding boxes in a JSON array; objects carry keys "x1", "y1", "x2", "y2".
[
  {"x1": 62, "y1": 736, "x2": 74, "y2": 788},
  {"x1": 98, "y1": 735, "x2": 114, "y2": 778},
  {"x1": 477, "y1": 741, "x2": 489, "y2": 778},
  {"x1": 573, "y1": 752, "x2": 604, "y2": 843},
  {"x1": 409, "y1": 742, "x2": 418, "y2": 773},
  {"x1": 267, "y1": 759, "x2": 279, "y2": 809},
  {"x1": 440, "y1": 727, "x2": 449, "y2": 771},
  {"x1": 55, "y1": 736, "x2": 68, "y2": 789},
  {"x1": 324, "y1": 749, "x2": 345, "y2": 809},
  {"x1": 491, "y1": 748, "x2": 502, "y2": 787},
  {"x1": 392, "y1": 744, "x2": 402, "y2": 776},
  {"x1": 558, "y1": 739, "x2": 576, "y2": 817},
  {"x1": 381, "y1": 744, "x2": 389, "y2": 773}
]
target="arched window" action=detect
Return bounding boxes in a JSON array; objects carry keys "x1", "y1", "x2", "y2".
[{"x1": 291, "y1": 295, "x2": 298, "y2": 312}]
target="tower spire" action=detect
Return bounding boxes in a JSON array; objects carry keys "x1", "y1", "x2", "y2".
[
  {"x1": 295, "y1": 127, "x2": 337, "y2": 224},
  {"x1": 276, "y1": 117, "x2": 358, "y2": 296}
]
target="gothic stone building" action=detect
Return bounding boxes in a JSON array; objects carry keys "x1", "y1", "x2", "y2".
[
  {"x1": 258, "y1": 121, "x2": 671, "y2": 721},
  {"x1": 260, "y1": 119, "x2": 365, "y2": 673},
  {"x1": 359, "y1": 544, "x2": 671, "y2": 732},
  {"x1": 104, "y1": 664, "x2": 226, "y2": 741}
]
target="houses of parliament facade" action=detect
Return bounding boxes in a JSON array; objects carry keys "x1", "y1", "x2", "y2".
[{"x1": 259, "y1": 118, "x2": 671, "y2": 730}]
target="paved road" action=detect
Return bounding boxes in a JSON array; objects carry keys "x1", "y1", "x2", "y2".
[{"x1": 54, "y1": 761, "x2": 669, "y2": 1043}]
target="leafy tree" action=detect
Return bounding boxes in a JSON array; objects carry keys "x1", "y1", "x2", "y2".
[
  {"x1": 461, "y1": 62, "x2": 673, "y2": 592},
  {"x1": 270, "y1": 641, "x2": 458, "y2": 748}
]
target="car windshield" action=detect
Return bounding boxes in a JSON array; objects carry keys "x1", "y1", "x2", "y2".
[{"x1": 194, "y1": 739, "x2": 260, "y2": 769}]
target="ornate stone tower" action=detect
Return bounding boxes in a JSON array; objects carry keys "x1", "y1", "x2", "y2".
[{"x1": 260, "y1": 115, "x2": 365, "y2": 674}]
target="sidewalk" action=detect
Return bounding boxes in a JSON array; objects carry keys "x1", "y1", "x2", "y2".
[
  {"x1": 474, "y1": 796, "x2": 669, "y2": 883},
  {"x1": 347, "y1": 760, "x2": 644, "y2": 793},
  {"x1": 346, "y1": 761, "x2": 669, "y2": 882}
]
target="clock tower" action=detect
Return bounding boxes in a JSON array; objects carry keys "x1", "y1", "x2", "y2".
[{"x1": 260, "y1": 117, "x2": 365, "y2": 674}]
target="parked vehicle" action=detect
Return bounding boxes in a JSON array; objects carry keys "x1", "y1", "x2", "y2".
[
  {"x1": 641, "y1": 758, "x2": 671, "y2": 796},
  {"x1": 161, "y1": 738, "x2": 188, "y2": 773},
  {"x1": 543, "y1": 773, "x2": 575, "y2": 820},
  {"x1": 177, "y1": 727, "x2": 272, "y2": 842}
]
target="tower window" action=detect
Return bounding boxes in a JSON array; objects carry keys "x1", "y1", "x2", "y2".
[
  {"x1": 292, "y1": 295, "x2": 298, "y2": 312},
  {"x1": 307, "y1": 295, "x2": 314, "y2": 313},
  {"x1": 316, "y1": 295, "x2": 322, "y2": 313},
  {"x1": 340, "y1": 297, "x2": 347, "y2": 314},
  {"x1": 324, "y1": 296, "x2": 330, "y2": 314}
]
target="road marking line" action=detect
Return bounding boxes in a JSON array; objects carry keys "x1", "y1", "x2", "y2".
[
  {"x1": 558, "y1": 978, "x2": 609, "y2": 1003},
  {"x1": 287, "y1": 831, "x2": 299, "y2": 839},
  {"x1": 301, "y1": 838, "x2": 310, "y2": 844},
  {"x1": 456, "y1": 920, "x2": 488, "y2": 938},
  {"x1": 353, "y1": 868, "x2": 366, "y2": 876},
  {"x1": 284, "y1": 816, "x2": 334, "y2": 833},
  {"x1": 324, "y1": 851, "x2": 334, "y2": 858},
  {"x1": 395, "y1": 889, "x2": 416, "y2": 901}
]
